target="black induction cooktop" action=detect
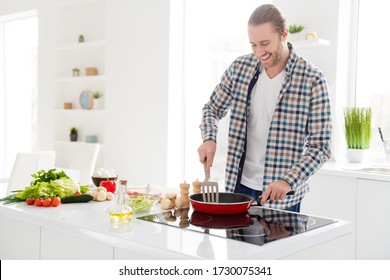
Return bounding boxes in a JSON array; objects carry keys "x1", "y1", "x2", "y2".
[{"x1": 137, "y1": 207, "x2": 337, "y2": 247}]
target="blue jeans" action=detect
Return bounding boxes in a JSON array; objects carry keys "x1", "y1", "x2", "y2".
[{"x1": 235, "y1": 184, "x2": 301, "y2": 213}]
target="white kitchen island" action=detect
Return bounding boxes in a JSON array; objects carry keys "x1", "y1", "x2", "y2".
[{"x1": 0, "y1": 200, "x2": 354, "y2": 260}]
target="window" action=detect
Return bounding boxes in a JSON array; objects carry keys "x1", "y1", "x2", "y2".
[
  {"x1": 355, "y1": 0, "x2": 390, "y2": 153},
  {"x1": 0, "y1": 11, "x2": 38, "y2": 177},
  {"x1": 181, "y1": 0, "x2": 270, "y2": 189}
]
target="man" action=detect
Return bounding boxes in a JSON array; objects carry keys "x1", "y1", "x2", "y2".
[{"x1": 197, "y1": 4, "x2": 332, "y2": 212}]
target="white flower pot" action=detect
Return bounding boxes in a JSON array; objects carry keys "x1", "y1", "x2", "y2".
[
  {"x1": 93, "y1": 98, "x2": 104, "y2": 110},
  {"x1": 347, "y1": 148, "x2": 365, "y2": 163}
]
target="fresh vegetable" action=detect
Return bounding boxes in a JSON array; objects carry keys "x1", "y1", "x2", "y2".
[
  {"x1": 26, "y1": 198, "x2": 35, "y2": 205},
  {"x1": 79, "y1": 185, "x2": 90, "y2": 194},
  {"x1": 96, "y1": 190, "x2": 107, "y2": 202},
  {"x1": 100, "y1": 180, "x2": 116, "y2": 193},
  {"x1": 31, "y1": 169, "x2": 69, "y2": 186},
  {"x1": 160, "y1": 198, "x2": 173, "y2": 210},
  {"x1": 34, "y1": 199, "x2": 43, "y2": 207},
  {"x1": 128, "y1": 195, "x2": 155, "y2": 213},
  {"x1": 106, "y1": 192, "x2": 114, "y2": 201},
  {"x1": 127, "y1": 191, "x2": 140, "y2": 198},
  {"x1": 43, "y1": 198, "x2": 52, "y2": 207},
  {"x1": 61, "y1": 194, "x2": 94, "y2": 204},
  {"x1": 0, "y1": 169, "x2": 82, "y2": 205},
  {"x1": 51, "y1": 196, "x2": 61, "y2": 207}
]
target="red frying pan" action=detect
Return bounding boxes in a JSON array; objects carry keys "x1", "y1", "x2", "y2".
[{"x1": 189, "y1": 191, "x2": 294, "y2": 215}]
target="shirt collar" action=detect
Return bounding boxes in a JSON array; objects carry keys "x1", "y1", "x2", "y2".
[{"x1": 284, "y1": 42, "x2": 298, "y2": 79}]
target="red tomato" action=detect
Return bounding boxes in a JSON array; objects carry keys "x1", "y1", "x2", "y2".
[
  {"x1": 51, "y1": 196, "x2": 61, "y2": 207},
  {"x1": 43, "y1": 198, "x2": 52, "y2": 207},
  {"x1": 26, "y1": 198, "x2": 35, "y2": 205},
  {"x1": 100, "y1": 180, "x2": 116, "y2": 193},
  {"x1": 34, "y1": 199, "x2": 43, "y2": 207}
]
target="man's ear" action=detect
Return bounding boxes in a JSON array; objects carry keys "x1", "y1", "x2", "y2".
[{"x1": 282, "y1": 27, "x2": 288, "y2": 40}]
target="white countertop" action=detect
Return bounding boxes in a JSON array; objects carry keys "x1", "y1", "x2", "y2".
[
  {"x1": 0, "y1": 197, "x2": 353, "y2": 260},
  {"x1": 318, "y1": 160, "x2": 390, "y2": 181}
]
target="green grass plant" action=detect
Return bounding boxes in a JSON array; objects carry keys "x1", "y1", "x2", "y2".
[
  {"x1": 344, "y1": 107, "x2": 372, "y2": 149},
  {"x1": 288, "y1": 24, "x2": 304, "y2": 34}
]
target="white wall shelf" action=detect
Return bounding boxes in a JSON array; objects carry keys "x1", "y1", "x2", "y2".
[
  {"x1": 54, "y1": 0, "x2": 106, "y2": 168},
  {"x1": 291, "y1": 38, "x2": 331, "y2": 49},
  {"x1": 57, "y1": 40, "x2": 106, "y2": 51},
  {"x1": 55, "y1": 109, "x2": 105, "y2": 113},
  {"x1": 57, "y1": 75, "x2": 106, "y2": 82},
  {"x1": 55, "y1": 140, "x2": 105, "y2": 148}
]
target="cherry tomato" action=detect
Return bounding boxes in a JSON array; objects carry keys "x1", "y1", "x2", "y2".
[
  {"x1": 34, "y1": 199, "x2": 43, "y2": 207},
  {"x1": 127, "y1": 191, "x2": 139, "y2": 198},
  {"x1": 43, "y1": 198, "x2": 52, "y2": 207},
  {"x1": 100, "y1": 180, "x2": 116, "y2": 193},
  {"x1": 26, "y1": 197, "x2": 35, "y2": 205},
  {"x1": 51, "y1": 196, "x2": 61, "y2": 207}
]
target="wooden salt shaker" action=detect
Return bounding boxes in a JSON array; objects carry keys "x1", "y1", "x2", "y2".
[
  {"x1": 180, "y1": 180, "x2": 190, "y2": 208},
  {"x1": 192, "y1": 179, "x2": 202, "y2": 194}
]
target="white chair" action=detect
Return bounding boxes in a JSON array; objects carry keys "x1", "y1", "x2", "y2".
[
  {"x1": 2, "y1": 151, "x2": 56, "y2": 196},
  {"x1": 54, "y1": 142, "x2": 100, "y2": 185}
]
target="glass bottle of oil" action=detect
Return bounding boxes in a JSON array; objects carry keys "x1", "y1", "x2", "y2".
[{"x1": 109, "y1": 179, "x2": 133, "y2": 223}]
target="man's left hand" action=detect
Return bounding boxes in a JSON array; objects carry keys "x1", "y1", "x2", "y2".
[{"x1": 259, "y1": 180, "x2": 292, "y2": 205}]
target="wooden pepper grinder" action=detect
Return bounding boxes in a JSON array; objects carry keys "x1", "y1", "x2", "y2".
[
  {"x1": 180, "y1": 180, "x2": 190, "y2": 208},
  {"x1": 179, "y1": 207, "x2": 190, "y2": 228},
  {"x1": 192, "y1": 179, "x2": 202, "y2": 194}
]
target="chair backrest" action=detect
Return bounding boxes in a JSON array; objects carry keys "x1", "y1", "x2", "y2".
[
  {"x1": 7, "y1": 151, "x2": 56, "y2": 196},
  {"x1": 55, "y1": 142, "x2": 100, "y2": 185}
]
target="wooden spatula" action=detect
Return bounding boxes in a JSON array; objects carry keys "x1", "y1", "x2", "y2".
[{"x1": 201, "y1": 162, "x2": 219, "y2": 203}]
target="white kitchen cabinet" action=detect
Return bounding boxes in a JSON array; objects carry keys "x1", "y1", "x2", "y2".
[
  {"x1": 302, "y1": 173, "x2": 357, "y2": 222},
  {"x1": 40, "y1": 227, "x2": 113, "y2": 260},
  {"x1": 356, "y1": 179, "x2": 390, "y2": 259},
  {"x1": 0, "y1": 214, "x2": 40, "y2": 260}
]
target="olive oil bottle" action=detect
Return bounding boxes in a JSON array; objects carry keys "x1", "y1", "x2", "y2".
[{"x1": 109, "y1": 179, "x2": 133, "y2": 223}]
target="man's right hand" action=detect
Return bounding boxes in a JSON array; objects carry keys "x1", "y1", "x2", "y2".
[{"x1": 197, "y1": 140, "x2": 216, "y2": 172}]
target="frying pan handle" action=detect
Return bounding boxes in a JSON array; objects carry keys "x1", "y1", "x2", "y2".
[{"x1": 255, "y1": 190, "x2": 295, "y2": 206}]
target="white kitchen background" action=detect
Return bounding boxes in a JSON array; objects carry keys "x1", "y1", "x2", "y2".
[{"x1": 0, "y1": 0, "x2": 389, "y2": 188}]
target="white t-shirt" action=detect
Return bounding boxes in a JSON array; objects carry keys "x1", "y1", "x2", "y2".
[{"x1": 241, "y1": 69, "x2": 285, "y2": 190}]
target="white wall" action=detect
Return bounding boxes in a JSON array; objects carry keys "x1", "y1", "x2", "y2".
[
  {"x1": 0, "y1": 0, "x2": 37, "y2": 16},
  {"x1": 275, "y1": 0, "x2": 352, "y2": 161},
  {"x1": 105, "y1": 0, "x2": 170, "y2": 185}
]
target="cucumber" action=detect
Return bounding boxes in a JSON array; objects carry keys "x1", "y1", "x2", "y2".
[{"x1": 61, "y1": 194, "x2": 94, "y2": 204}]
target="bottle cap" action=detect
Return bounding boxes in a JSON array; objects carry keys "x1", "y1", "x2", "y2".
[{"x1": 119, "y1": 179, "x2": 127, "y2": 185}]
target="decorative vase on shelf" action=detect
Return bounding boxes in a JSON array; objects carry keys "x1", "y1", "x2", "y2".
[{"x1": 344, "y1": 107, "x2": 372, "y2": 163}]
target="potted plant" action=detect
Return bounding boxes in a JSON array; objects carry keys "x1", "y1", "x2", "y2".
[
  {"x1": 72, "y1": 68, "x2": 80, "y2": 77},
  {"x1": 70, "y1": 127, "x2": 78, "y2": 142},
  {"x1": 288, "y1": 24, "x2": 304, "y2": 41},
  {"x1": 78, "y1": 34, "x2": 85, "y2": 43},
  {"x1": 92, "y1": 91, "x2": 104, "y2": 109},
  {"x1": 344, "y1": 107, "x2": 372, "y2": 162}
]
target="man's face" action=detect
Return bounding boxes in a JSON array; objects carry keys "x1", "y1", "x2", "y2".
[{"x1": 248, "y1": 22, "x2": 288, "y2": 70}]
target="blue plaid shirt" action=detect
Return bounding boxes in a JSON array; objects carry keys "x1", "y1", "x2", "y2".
[{"x1": 200, "y1": 43, "x2": 332, "y2": 209}]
